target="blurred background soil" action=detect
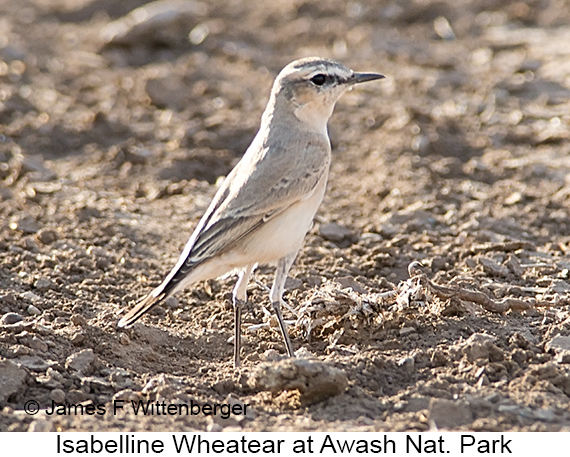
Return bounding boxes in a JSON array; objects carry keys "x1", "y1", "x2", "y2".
[{"x1": 1, "y1": 0, "x2": 570, "y2": 431}]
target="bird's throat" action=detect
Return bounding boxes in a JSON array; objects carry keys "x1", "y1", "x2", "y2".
[{"x1": 293, "y1": 100, "x2": 333, "y2": 139}]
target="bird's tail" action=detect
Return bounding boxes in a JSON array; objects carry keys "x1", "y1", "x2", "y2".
[
  {"x1": 117, "y1": 288, "x2": 167, "y2": 329},
  {"x1": 118, "y1": 248, "x2": 199, "y2": 329}
]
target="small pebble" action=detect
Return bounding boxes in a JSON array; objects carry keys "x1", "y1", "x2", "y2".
[
  {"x1": 545, "y1": 335, "x2": 570, "y2": 354},
  {"x1": 36, "y1": 228, "x2": 58, "y2": 244},
  {"x1": 86, "y1": 246, "x2": 107, "y2": 257},
  {"x1": 119, "y1": 333, "x2": 130, "y2": 345},
  {"x1": 206, "y1": 422, "x2": 223, "y2": 432},
  {"x1": 28, "y1": 336, "x2": 48, "y2": 352},
  {"x1": 0, "y1": 312, "x2": 23, "y2": 325},
  {"x1": 70, "y1": 314, "x2": 87, "y2": 326},
  {"x1": 319, "y1": 222, "x2": 352, "y2": 242},
  {"x1": 65, "y1": 349, "x2": 97, "y2": 374},
  {"x1": 50, "y1": 388, "x2": 66, "y2": 403},
  {"x1": 28, "y1": 420, "x2": 53, "y2": 432},
  {"x1": 71, "y1": 332, "x2": 85, "y2": 345},
  {"x1": 23, "y1": 237, "x2": 40, "y2": 252},
  {"x1": 0, "y1": 292, "x2": 18, "y2": 306},
  {"x1": 399, "y1": 326, "x2": 416, "y2": 336},
  {"x1": 165, "y1": 296, "x2": 179, "y2": 309},
  {"x1": 429, "y1": 398, "x2": 473, "y2": 428},
  {"x1": 34, "y1": 278, "x2": 54, "y2": 292},
  {"x1": 27, "y1": 304, "x2": 41, "y2": 316},
  {"x1": 22, "y1": 291, "x2": 42, "y2": 304},
  {"x1": 16, "y1": 215, "x2": 40, "y2": 234}
]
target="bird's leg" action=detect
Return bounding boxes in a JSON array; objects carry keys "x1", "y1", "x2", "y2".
[
  {"x1": 272, "y1": 300, "x2": 295, "y2": 357},
  {"x1": 232, "y1": 297, "x2": 243, "y2": 368},
  {"x1": 232, "y1": 265, "x2": 254, "y2": 368},
  {"x1": 270, "y1": 253, "x2": 297, "y2": 358}
]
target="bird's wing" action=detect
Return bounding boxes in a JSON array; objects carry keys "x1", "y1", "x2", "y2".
[
  {"x1": 178, "y1": 136, "x2": 331, "y2": 270},
  {"x1": 126, "y1": 134, "x2": 330, "y2": 305}
]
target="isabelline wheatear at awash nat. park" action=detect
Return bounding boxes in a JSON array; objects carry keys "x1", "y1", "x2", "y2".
[{"x1": 118, "y1": 57, "x2": 384, "y2": 366}]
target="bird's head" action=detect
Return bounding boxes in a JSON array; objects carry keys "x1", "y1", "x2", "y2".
[{"x1": 269, "y1": 57, "x2": 384, "y2": 135}]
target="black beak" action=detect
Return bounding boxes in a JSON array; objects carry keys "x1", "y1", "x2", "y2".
[{"x1": 351, "y1": 72, "x2": 385, "y2": 84}]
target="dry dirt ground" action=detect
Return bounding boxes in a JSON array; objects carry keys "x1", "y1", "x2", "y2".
[{"x1": 1, "y1": 0, "x2": 570, "y2": 432}]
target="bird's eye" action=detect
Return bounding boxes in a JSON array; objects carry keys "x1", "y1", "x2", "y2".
[{"x1": 310, "y1": 74, "x2": 327, "y2": 86}]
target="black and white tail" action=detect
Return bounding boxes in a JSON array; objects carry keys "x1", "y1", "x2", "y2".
[{"x1": 117, "y1": 287, "x2": 167, "y2": 328}]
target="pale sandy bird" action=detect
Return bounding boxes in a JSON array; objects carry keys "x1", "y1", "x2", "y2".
[{"x1": 118, "y1": 57, "x2": 384, "y2": 366}]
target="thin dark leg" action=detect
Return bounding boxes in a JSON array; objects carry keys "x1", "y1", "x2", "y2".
[
  {"x1": 270, "y1": 253, "x2": 298, "y2": 358},
  {"x1": 272, "y1": 300, "x2": 295, "y2": 357},
  {"x1": 232, "y1": 265, "x2": 253, "y2": 367},
  {"x1": 233, "y1": 298, "x2": 243, "y2": 367}
]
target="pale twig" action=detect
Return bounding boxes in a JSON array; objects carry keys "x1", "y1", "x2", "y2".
[{"x1": 406, "y1": 261, "x2": 556, "y2": 313}]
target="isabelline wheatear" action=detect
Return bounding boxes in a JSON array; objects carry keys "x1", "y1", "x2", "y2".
[{"x1": 118, "y1": 57, "x2": 384, "y2": 366}]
